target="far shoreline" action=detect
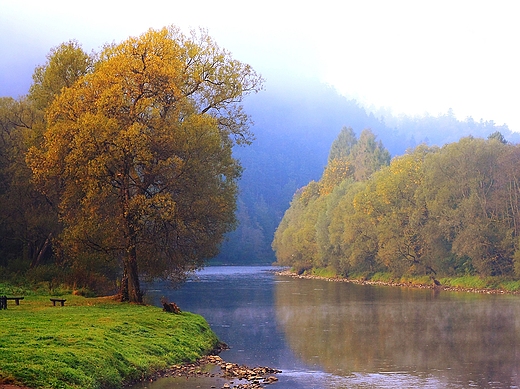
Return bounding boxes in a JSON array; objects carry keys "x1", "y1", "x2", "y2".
[{"x1": 275, "y1": 268, "x2": 520, "y2": 295}]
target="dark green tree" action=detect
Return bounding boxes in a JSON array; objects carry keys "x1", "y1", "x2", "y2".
[
  {"x1": 328, "y1": 126, "x2": 357, "y2": 162},
  {"x1": 488, "y1": 131, "x2": 507, "y2": 144}
]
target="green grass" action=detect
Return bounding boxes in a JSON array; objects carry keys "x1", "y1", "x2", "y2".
[
  {"x1": 438, "y1": 275, "x2": 520, "y2": 292},
  {"x1": 368, "y1": 272, "x2": 396, "y2": 283},
  {"x1": 310, "y1": 267, "x2": 338, "y2": 278},
  {"x1": 498, "y1": 279, "x2": 520, "y2": 291},
  {"x1": 0, "y1": 294, "x2": 219, "y2": 389},
  {"x1": 439, "y1": 275, "x2": 489, "y2": 289},
  {"x1": 398, "y1": 274, "x2": 432, "y2": 286}
]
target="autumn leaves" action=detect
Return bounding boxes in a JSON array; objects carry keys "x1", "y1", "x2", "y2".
[{"x1": 25, "y1": 27, "x2": 262, "y2": 301}]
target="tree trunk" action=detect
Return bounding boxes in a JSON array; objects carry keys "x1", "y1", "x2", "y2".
[
  {"x1": 127, "y1": 247, "x2": 143, "y2": 303},
  {"x1": 120, "y1": 234, "x2": 143, "y2": 303},
  {"x1": 120, "y1": 175, "x2": 143, "y2": 303},
  {"x1": 30, "y1": 233, "x2": 52, "y2": 269},
  {"x1": 120, "y1": 267, "x2": 129, "y2": 302}
]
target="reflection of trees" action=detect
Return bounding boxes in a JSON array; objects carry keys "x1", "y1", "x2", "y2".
[
  {"x1": 146, "y1": 275, "x2": 294, "y2": 368},
  {"x1": 275, "y1": 277, "x2": 520, "y2": 386}
]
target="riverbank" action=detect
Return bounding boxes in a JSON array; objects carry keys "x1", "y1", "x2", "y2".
[
  {"x1": 276, "y1": 269, "x2": 520, "y2": 295},
  {"x1": 0, "y1": 294, "x2": 219, "y2": 389},
  {"x1": 136, "y1": 355, "x2": 280, "y2": 389}
]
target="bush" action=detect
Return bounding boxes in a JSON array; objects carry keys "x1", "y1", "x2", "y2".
[
  {"x1": 4, "y1": 258, "x2": 31, "y2": 275},
  {"x1": 26, "y1": 264, "x2": 69, "y2": 292},
  {"x1": 293, "y1": 261, "x2": 313, "y2": 275}
]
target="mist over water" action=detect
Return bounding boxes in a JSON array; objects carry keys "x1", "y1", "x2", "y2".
[{"x1": 141, "y1": 267, "x2": 520, "y2": 389}]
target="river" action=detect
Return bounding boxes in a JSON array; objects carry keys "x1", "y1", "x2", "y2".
[{"x1": 139, "y1": 266, "x2": 520, "y2": 388}]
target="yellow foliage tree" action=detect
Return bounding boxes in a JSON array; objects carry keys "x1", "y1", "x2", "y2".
[
  {"x1": 319, "y1": 158, "x2": 352, "y2": 195},
  {"x1": 27, "y1": 26, "x2": 263, "y2": 302}
]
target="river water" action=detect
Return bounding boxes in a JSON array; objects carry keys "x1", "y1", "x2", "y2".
[{"x1": 140, "y1": 266, "x2": 520, "y2": 388}]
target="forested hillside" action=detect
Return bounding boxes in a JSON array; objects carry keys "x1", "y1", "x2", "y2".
[
  {"x1": 272, "y1": 129, "x2": 520, "y2": 279},
  {"x1": 215, "y1": 76, "x2": 518, "y2": 264}
]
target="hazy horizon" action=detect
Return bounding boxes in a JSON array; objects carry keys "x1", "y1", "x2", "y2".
[{"x1": 1, "y1": 0, "x2": 519, "y2": 131}]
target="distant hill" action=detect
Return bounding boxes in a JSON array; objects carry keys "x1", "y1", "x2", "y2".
[{"x1": 213, "y1": 76, "x2": 518, "y2": 265}]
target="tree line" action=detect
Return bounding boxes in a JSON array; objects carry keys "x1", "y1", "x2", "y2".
[
  {"x1": 214, "y1": 78, "x2": 516, "y2": 265},
  {"x1": 0, "y1": 26, "x2": 262, "y2": 302},
  {"x1": 272, "y1": 128, "x2": 520, "y2": 279}
]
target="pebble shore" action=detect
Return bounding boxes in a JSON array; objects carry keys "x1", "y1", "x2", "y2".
[
  {"x1": 275, "y1": 269, "x2": 520, "y2": 295},
  {"x1": 136, "y1": 355, "x2": 281, "y2": 389}
]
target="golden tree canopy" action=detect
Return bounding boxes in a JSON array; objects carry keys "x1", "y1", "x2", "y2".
[{"x1": 27, "y1": 26, "x2": 263, "y2": 302}]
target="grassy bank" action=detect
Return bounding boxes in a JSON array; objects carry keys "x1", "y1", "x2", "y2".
[
  {"x1": 293, "y1": 267, "x2": 520, "y2": 293},
  {"x1": 0, "y1": 290, "x2": 219, "y2": 389}
]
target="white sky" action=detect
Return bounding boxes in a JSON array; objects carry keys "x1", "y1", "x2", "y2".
[{"x1": 1, "y1": 0, "x2": 519, "y2": 131}]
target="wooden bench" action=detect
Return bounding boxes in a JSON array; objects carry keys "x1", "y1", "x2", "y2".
[
  {"x1": 50, "y1": 298, "x2": 66, "y2": 306},
  {"x1": 0, "y1": 296, "x2": 24, "y2": 309},
  {"x1": 7, "y1": 296, "x2": 24, "y2": 305}
]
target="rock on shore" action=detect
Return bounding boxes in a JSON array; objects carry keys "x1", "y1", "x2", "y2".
[{"x1": 139, "y1": 355, "x2": 281, "y2": 389}]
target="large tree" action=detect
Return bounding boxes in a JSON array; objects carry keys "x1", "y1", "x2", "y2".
[{"x1": 27, "y1": 26, "x2": 263, "y2": 302}]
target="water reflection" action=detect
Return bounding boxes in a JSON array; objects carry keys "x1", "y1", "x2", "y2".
[
  {"x1": 144, "y1": 267, "x2": 304, "y2": 369},
  {"x1": 141, "y1": 267, "x2": 520, "y2": 388},
  {"x1": 274, "y1": 277, "x2": 520, "y2": 387}
]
